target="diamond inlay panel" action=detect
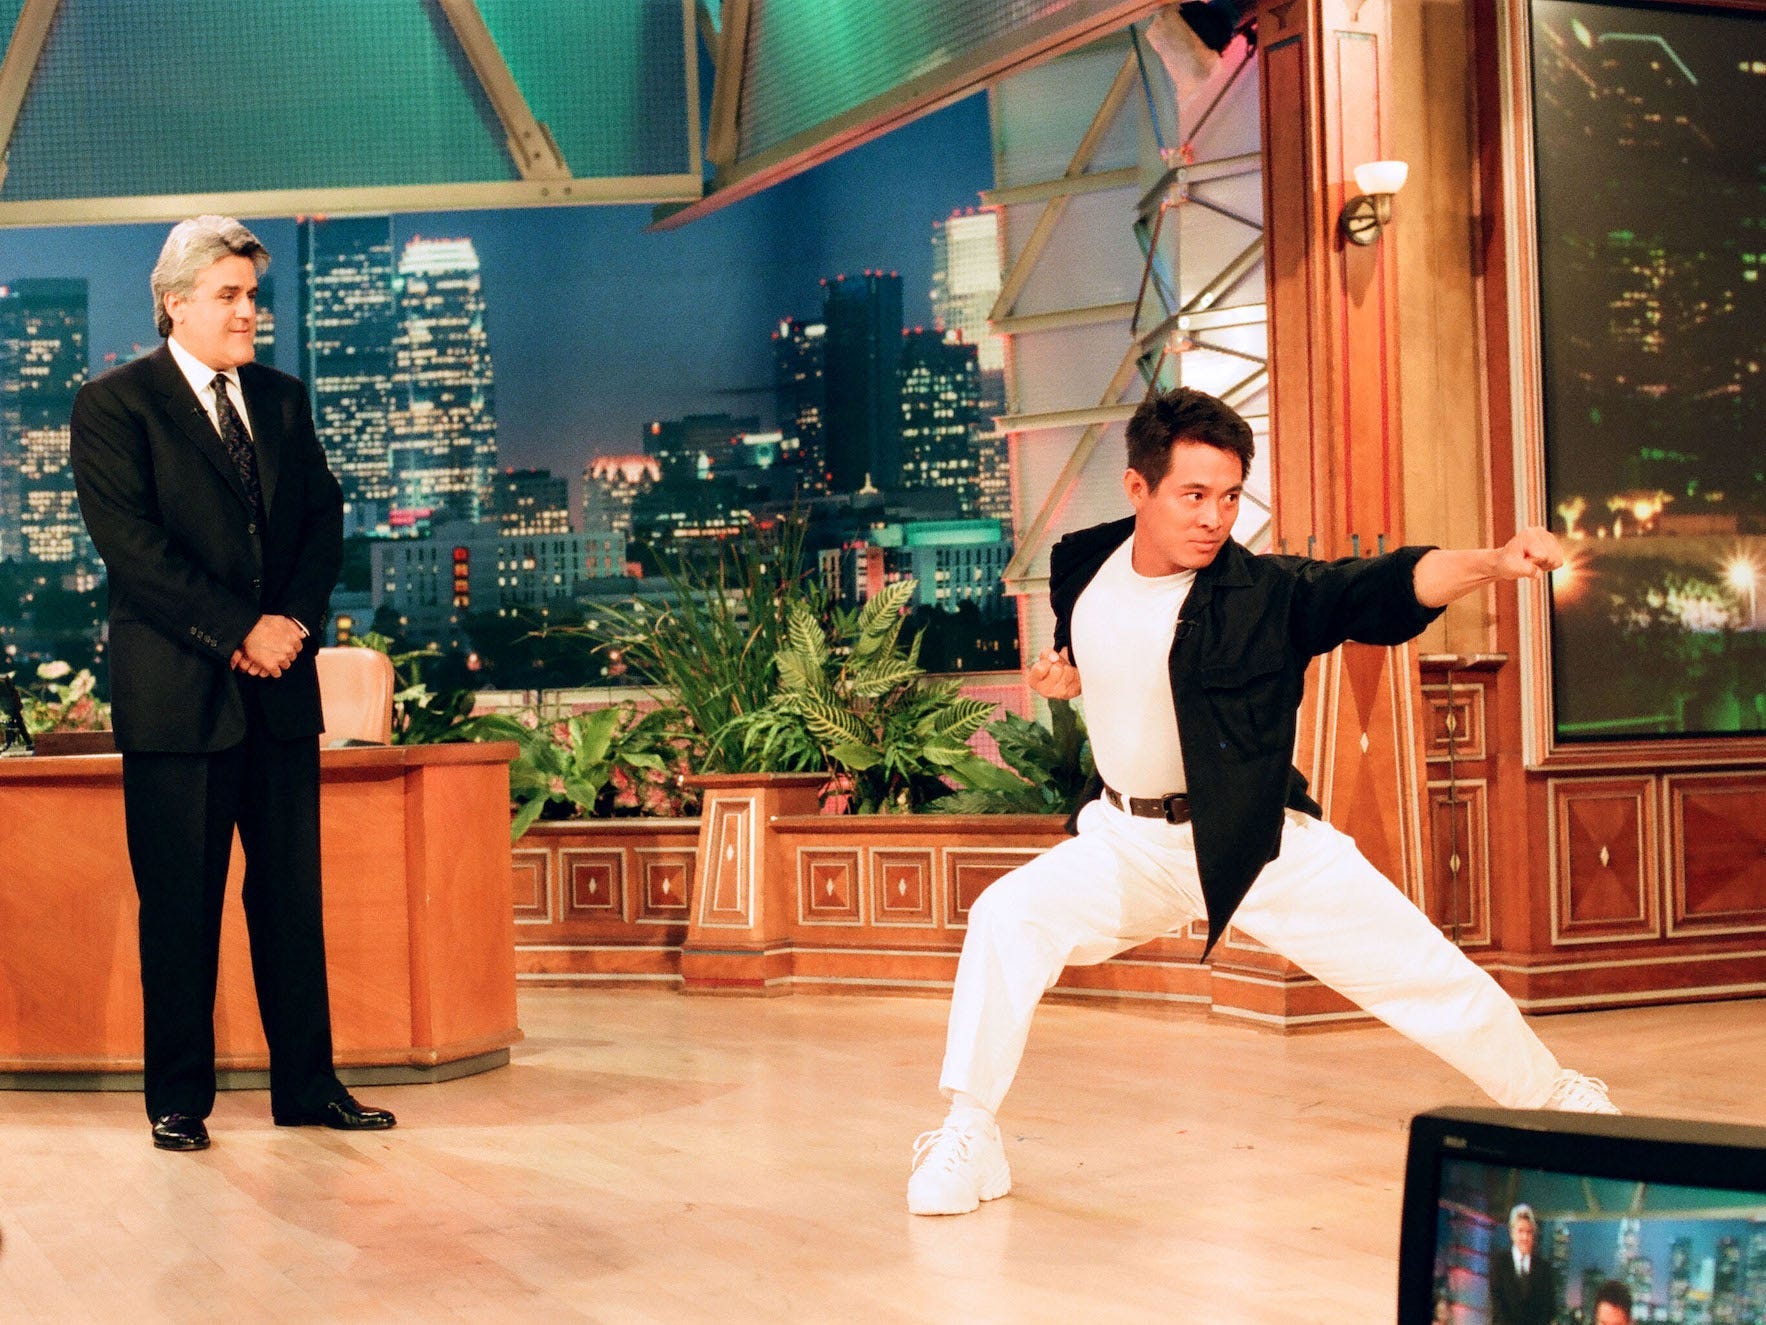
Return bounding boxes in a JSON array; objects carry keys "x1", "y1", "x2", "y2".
[
  {"x1": 700, "y1": 797, "x2": 754, "y2": 927},
  {"x1": 798, "y1": 849, "x2": 862, "y2": 925},
  {"x1": 945, "y1": 848, "x2": 1042, "y2": 928},
  {"x1": 1550, "y1": 776, "x2": 1659, "y2": 944},
  {"x1": 512, "y1": 848, "x2": 550, "y2": 924},
  {"x1": 1426, "y1": 779, "x2": 1490, "y2": 947},
  {"x1": 871, "y1": 849, "x2": 935, "y2": 928},
  {"x1": 1422, "y1": 682, "x2": 1486, "y2": 763},
  {"x1": 1667, "y1": 775, "x2": 1766, "y2": 937},
  {"x1": 562, "y1": 849, "x2": 623, "y2": 922},
  {"x1": 636, "y1": 849, "x2": 694, "y2": 923}
]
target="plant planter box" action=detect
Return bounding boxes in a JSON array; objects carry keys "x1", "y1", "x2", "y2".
[
  {"x1": 28, "y1": 730, "x2": 116, "y2": 756},
  {"x1": 512, "y1": 777, "x2": 1373, "y2": 1028},
  {"x1": 512, "y1": 817, "x2": 702, "y2": 986}
]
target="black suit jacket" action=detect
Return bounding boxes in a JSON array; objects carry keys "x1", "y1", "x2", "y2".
[
  {"x1": 1047, "y1": 517, "x2": 1444, "y2": 954},
  {"x1": 1489, "y1": 1251, "x2": 1557, "y2": 1325},
  {"x1": 71, "y1": 345, "x2": 343, "y2": 753}
]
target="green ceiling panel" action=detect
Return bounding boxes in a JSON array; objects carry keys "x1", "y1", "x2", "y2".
[
  {"x1": 0, "y1": 0, "x2": 693, "y2": 208},
  {"x1": 4, "y1": 0, "x2": 511, "y2": 200},
  {"x1": 738, "y1": 0, "x2": 1074, "y2": 160},
  {"x1": 479, "y1": 0, "x2": 691, "y2": 178}
]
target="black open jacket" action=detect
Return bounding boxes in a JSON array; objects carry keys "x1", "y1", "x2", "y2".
[{"x1": 1050, "y1": 516, "x2": 1443, "y2": 957}]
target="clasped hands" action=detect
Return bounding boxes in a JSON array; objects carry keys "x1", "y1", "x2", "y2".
[{"x1": 230, "y1": 614, "x2": 305, "y2": 678}]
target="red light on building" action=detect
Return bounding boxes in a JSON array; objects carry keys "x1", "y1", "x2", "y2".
[{"x1": 452, "y1": 546, "x2": 471, "y2": 608}]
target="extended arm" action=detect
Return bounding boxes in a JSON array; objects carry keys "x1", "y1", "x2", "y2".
[{"x1": 1411, "y1": 526, "x2": 1563, "y2": 608}]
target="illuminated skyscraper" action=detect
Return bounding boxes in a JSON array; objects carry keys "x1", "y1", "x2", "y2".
[
  {"x1": 898, "y1": 327, "x2": 981, "y2": 512},
  {"x1": 253, "y1": 272, "x2": 276, "y2": 366},
  {"x1": 387, "y1": 236, "x2": 499, "y2": 522},
  {"x1": 0, "y1": 278, "x2": 92, "y2": 578},
  {"x1": 821, "y1": 271, "x2": 903, "y2": 491},
  {"x1": 930, "y1": 208, "x2": 1005, "y2": 373},
  {"x1": 582, "y1": 454, "x2": 659, "y2": 536},
  {"x1": 488, "y1": 468, "x2": 572, "y2": 534},
  {"x1": 298, "y1": 215, "x2": 398, "y2": 524},
  {"x1": 772, "y1": 316, "x2": 827, "y2": 491}
]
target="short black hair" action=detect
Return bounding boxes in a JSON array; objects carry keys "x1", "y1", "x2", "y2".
[
  {"x1": 1124, "y1": 386, "x2": 1254, "y2": 491},
  {"x1": 1595, "y1": 1280, "x2": 1632, "y2": 1315}
]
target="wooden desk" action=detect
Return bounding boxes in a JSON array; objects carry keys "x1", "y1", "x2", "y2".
[{"x1": 0, "y1": 742, "x2": 521, "y2": 1088}]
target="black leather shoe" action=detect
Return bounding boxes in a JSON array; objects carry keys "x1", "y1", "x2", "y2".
[
  {"x1": 151, "y1": 1113, "x2": 210, "y2": 1151},
  {"x1": 273, "y1": 1093, "x2": 396, "y2": 1131}
]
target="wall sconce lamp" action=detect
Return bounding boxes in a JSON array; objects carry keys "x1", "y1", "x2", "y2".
[{"x1": 1339, "y1": 160, "x2": 1409, "y2": 246}]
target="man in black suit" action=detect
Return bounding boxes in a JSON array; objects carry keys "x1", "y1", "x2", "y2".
[
  {"x1": 71, "y1": 215, "x2": 394, "y2": 1151},
  {"x1": 1490, "y1": 1203, "x2": 1558, "y2": 1325}
]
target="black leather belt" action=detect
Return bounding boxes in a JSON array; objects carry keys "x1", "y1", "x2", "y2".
[{"x1": 1101, "y1": 784, "x2": 1192, "y2": 824}]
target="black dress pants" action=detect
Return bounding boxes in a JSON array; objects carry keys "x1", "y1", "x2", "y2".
[{"x1": 120, "y1": 718, "x2": 342, "y2": 1120}]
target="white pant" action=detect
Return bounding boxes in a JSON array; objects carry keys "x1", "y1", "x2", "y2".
[{"x1": 939, "y1": 799, "x2": 1562, "y2": 1114}]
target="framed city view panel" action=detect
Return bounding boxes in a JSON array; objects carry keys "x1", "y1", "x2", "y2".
[{"x1": 1527, "y1": 0, "x2": 1766, "y2": 743}]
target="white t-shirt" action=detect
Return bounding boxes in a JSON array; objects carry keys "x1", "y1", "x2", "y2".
[{"x1": 1070, "y1": 536, "x2": 1193, "y2": 797}]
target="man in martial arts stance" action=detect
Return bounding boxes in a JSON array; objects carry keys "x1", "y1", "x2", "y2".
[{"x1": 908, "y1": 386, "x2": 1616, "y2": 1216}]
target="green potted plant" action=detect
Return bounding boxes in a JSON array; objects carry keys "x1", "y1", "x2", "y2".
[
  {"x1": 577, "y1": 524, "x2": 824, "y2": 775},
  {"x1": 462, "y1": 701, "x2": 703, "y2": 839},
  {"x1": 732, "y1": 578, "x2": 1025, "y2": 813},
  {"x1": 10, "y1": 661, "x2": 113, "y2": 754},
  {"x1": 929, "y1": 699, "x2": 1095, "y2": 816}
]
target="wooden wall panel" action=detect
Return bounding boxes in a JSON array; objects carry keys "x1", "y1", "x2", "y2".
[
  {"x1": 1666, "y1": 774, "x2": 1766, "y2": 938},
  {"x1": 1549, "y1": 776, "x2": 1660, "y2": 944},
  {"x1": 1426, "y1": 777, "x2": 1491, "y2": 947}
]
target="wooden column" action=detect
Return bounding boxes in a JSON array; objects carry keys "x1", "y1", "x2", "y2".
[
  {"x1": 1209, "y1": 0, "x2": 1430, "y2": 1021},
  {"x1": 679, "y1": 773, "x2": 826, "y2": 993}
]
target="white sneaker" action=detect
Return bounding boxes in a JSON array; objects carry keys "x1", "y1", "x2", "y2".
[
  {"x1": 1542, "y1": 1069, "x2": 1620, "y2": 1114},
  {"x1": 907, "y1": 1116, "x2": 1012, "y2": 1216}
]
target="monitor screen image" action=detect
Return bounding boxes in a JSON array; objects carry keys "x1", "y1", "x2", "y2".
[
  {"x1": 1398, "y1": 1110, "x2": 1766, "y2": 1325},
  {"x1": 1429, "y1": 1155, "x2": 1765, "y2": 1323}
]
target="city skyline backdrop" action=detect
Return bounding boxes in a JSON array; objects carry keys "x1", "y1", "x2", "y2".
[{"x1": 0, "y1": 93, "x2": 994, "y2": 515}]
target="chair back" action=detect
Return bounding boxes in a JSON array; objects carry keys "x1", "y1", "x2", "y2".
[{"x1": 316, "y1": 646, "x2": 396, "y2": 745}]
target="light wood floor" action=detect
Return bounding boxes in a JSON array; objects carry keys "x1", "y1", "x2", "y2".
[{"x1": 2, "y1": 990, "x2": 1761, "y2": 1324}]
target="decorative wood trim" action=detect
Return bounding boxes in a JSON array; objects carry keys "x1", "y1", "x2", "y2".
[
  {"x1": 869, "y1": 848, "x2": 938, "y2": 929},
  {"x1": 1426, "y1": 777, "x2": 1491, "y2": 948},
  {"x1": 797, "y1": 847, "x2": 863, "y2": 927},
  {"x1": 697, "y1": 794, "x2": 757, "y2": 929},
  {"x1": 944, "y1": 848, "x2": 1044, "y2": 929},
  {"x1": 633, "y1": 847, "x2": 694, "y2": 924},
  {"x1": 1422, "y1": 682, "x2": 1487, "y2": 764},
  {"x1": 560, "y1": 848, "x2": 623, "y2": 923}
]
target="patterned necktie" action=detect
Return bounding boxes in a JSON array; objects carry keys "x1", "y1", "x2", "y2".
[{"x1": 210, "y1": 372, "x2": 264, "y2": 522}]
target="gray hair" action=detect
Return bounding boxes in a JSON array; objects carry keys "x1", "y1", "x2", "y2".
[
  {"x1": 1508, "y1": 1203, "x2": 1536, "y2": 1229},
  {"x1": 151, "y1": 214, "x2": 269, "y2": 338}
]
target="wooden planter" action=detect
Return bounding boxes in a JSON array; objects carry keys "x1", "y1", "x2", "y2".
[
  {"x1": 512, "y1": 816, "x2": 703, "y2": 987},
  {"x1": 511, "y1": 781, "x2": 1405, "y2": 1028}
]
